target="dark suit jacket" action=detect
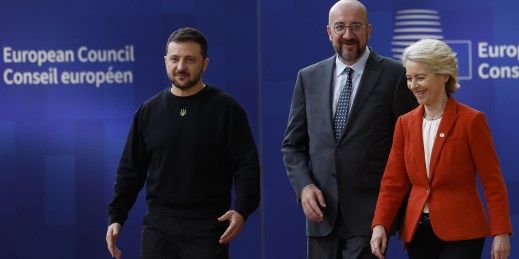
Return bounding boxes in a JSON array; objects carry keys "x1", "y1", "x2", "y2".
[
  {"x1": 372, "y1": 97, "x2": 513, "y2": 242},
  {"x1": 282, "y1": 49, "x2": 417, "y2": 236}
]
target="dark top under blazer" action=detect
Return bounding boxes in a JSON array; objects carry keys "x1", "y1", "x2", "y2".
[{"x1": 282, "y1": 49, "x2": 417, "y2": 236}]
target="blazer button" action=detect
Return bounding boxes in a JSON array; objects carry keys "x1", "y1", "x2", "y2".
[
  {"x1": 332, "y1": 173, "x2": 336, "y2": 178},
  {"x1": 426, "y1": 188, "x2": 430, "y2": 193}
]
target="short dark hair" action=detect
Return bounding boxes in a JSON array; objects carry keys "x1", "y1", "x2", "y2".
[{"x1": 165, "y1": 27, "x2": 208, "y2": 59}]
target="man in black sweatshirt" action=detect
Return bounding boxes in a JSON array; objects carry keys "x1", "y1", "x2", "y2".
[{"x1": 106, "y1": 27, "x2": 260, "y2": 259}]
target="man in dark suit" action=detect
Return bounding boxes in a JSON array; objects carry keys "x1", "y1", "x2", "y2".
[{"x1": 281, "y1": 0, "x2": 417, "y2": 258}]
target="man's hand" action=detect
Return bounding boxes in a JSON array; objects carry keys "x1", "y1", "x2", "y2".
[
  {"x1": 301, "y1": 184, "x2": 326, "y2": 222},
  {"x1": 106, "y1": 223, "x2": 122, "y2": 259},
  {"x1": 370, "y1": 225, "x2": 387, "y2": 259},
  {"x1": 218, "y1": 210, "x2": 245, "y2": 244}
]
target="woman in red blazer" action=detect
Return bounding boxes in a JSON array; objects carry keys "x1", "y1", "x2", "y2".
[{"x1": 369, "y1": 39, "x2": 512, "y2": 259}]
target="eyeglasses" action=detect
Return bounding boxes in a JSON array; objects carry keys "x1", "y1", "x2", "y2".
[{"x1": 333, "y1": 23, "x2": 366, "y2": 35}]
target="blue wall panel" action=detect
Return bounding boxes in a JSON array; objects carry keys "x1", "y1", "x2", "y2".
[{"x1": 0, "y1": 0, "x2": 518, "y2": 258}]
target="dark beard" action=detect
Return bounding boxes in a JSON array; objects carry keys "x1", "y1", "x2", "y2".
[
  {"x1": 337, "y1": 41, "x2": 365, "y2": 62},
  {"x1": 171, "y1": 70, "x2": 202, "y2": 89},
  {"x1": 172, "y1": 78, "x2": 198, "y2": 89}
]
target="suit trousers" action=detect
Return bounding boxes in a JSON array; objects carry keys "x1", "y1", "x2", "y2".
[
  {"x1": 406, "y1": 215, "x2": 485, "y2": 259},
  {"x1": 141, "y1": 214, "x2": 229, "y2": 259},
  {"x1": 307, "y1": 209, "x2": 378, "y2": 259}
]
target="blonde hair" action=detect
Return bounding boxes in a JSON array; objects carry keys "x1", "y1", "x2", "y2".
[{"x1": 401, "y1": 39, "x2": 460, "y2": 95}]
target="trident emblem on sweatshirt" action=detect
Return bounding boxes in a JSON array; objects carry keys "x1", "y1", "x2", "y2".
[{"x1": 180, "y1": 108, "x2": 187, "y2": 117}]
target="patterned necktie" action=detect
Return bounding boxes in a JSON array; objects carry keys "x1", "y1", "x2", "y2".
[{"x1": 334, "y1": 67, "x2": 353, "y2": 141}]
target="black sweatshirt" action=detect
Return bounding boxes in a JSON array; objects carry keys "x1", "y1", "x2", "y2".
[{"x1": 108, "y1": 85, "x2": 260, "y2": 226}]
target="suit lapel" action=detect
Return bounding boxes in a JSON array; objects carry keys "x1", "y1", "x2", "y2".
[
  {"x1": 339, "y1": 51, "x2": 381, "y2": 141},
  {"x1": 317, "y1": 56, "x2": 337, "y2": 142},
  {"x1": 428, "y1": 97, "x2": 458, "y2": 181}
]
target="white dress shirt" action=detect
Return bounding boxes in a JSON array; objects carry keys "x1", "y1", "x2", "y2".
[
  {"x1": 422, "y1": 116, "x2": 442, "y2": 213},
  {"x1": 332, "y1": 47, "x2": 371, "y2": 116}
]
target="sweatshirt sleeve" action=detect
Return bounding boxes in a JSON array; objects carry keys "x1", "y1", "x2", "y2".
[
  {"x1": 107, "y1": 106, "x2": 149, "y2": 226},
  {"x1": 227, "y1": 103, "x2": 261, "y2": 220}
]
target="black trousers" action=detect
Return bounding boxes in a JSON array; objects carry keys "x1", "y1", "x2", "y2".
[
  {"x1": 141, "y1": 214, "x2": 229, "y2": 259},
  {"x1": 406, "y1": 214, "x2": 485, "y2": 259}
]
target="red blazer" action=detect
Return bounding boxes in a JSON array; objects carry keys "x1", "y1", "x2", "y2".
[{"x1": 372, "y1": 97, "x2": 512, "y2": 242}]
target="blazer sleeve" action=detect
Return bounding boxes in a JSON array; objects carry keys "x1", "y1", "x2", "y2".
[
  {"x1": 372, "y1": 117, "x2": 411, "y2": 231},
  {"x1": 281, "y1": 70, "x2": 314, "y2": 200},
  {"x1": 468, "y1": 112, "x2": 513, "y2": 235}
]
